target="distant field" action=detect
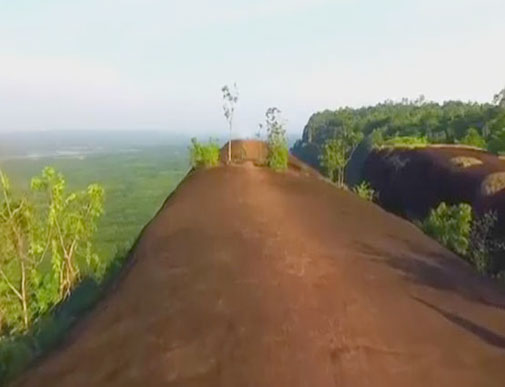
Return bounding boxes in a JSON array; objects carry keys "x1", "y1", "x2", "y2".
[{"x1": 0, "y1": 144, "x2": 189, "y2": 265}]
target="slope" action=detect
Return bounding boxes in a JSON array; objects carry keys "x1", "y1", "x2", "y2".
[{"x1": 15, "y1": 164, "x2": 505, "y2": 386}]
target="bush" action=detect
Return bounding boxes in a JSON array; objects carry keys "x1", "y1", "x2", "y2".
[
  {"x1": 268, "y1": 144, "x2": 289, "y2": 172},
  {"x1": 189, "y1": 138, "x2": 220, "y2": 168},
  {"x1": 353, "y1": 181, "x2": 376, "y2": 201},
  {"x1": 459, "y1": 128, "x2": 486, "y2": 148},
  {"x1": 381, "y1": 136, "x2": 428, "y2": 148},
  {"x1": 421, "y1": 202, "x2": 472, "y2": 256},
  {"x1": 265, "y1": 107, "x2": 289, "y2": 172}
]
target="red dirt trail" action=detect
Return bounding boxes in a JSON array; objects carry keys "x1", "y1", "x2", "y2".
[{"x1": 15, "y1": 165, "x2": 505, "y2": 386}]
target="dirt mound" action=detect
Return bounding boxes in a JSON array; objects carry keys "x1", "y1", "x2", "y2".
[
  {"x1": 15, "y1": 164, "x2": 505, "y2": 387},
  {"x1": 220, "y1": 139, "x2": 269, "y2": 165},
  {"x1": 220, "y1": 139, "x2": 319, "y2": 177}
]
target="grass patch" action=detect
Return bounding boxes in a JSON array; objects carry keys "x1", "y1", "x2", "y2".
[
  {"x1": 353, "y1": 181, "x2": 376, "y2": 201},
  {"x1": 189, "y1": 138, "x2": 220, "y2": 168},
  {"x1": 450, "y1": 156, "x2": 483, "y2": 168},
  {"x1": 481, "y1": 172, "x2": 505, "y2": 196}
]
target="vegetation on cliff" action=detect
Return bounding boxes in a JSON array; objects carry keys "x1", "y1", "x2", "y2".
[{"x1": 293, "y1": 89, "x2": 505, "y2": 173}]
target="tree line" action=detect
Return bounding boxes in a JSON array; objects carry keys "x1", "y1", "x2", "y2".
[{"x1": 293, "y1": 88, "x2": 505, "y2": 182}]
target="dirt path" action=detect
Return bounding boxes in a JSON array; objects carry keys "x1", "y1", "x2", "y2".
[{"x1": 15, "y1": 165, "x2": 505, "y2": 386}]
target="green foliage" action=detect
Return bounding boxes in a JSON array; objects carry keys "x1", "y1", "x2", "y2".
[
  {"x1": 369, "y1": 129, "x2": 385, "y2": 147},
  {"x1": 189, "y1": 138, "x2": 220, "y2": 168},
  {"x1": 381, "y1": 136, "x2": 428, "y2": 148},
  {"x1": 0, "y1": 146, "x2": 187, "y2": 274},
  {"x1": 487, "y1": 128, "x2": 505, "y2": 154},
  {"x1": 319, "y1": 138, "x2": 345, "y2": 183},
  {"x1": 0, "y1": 246, "x2": 131, "y2": 385},
  {"x1": 319, "y1": 126, "x2": 363, "y2": 186},
  {"x1": 265, "y1": 107, "x2": 289, "y2": 172},
  {"x1": 421, "y1": 202, "x2": 472, "y2": 256},
  {"x1": 0, "y1": 167, "x2": 104, "y2": 335},
  {"x1": 0, "y1": 147, "x2": 186, "y2": 382},
  {"x1": 292, "y1": 91, "x2": 505, "y2": 166},
  {"x1": 459, "y1": 128, "x2": 486, "y2": 148},
  {"x1": 353, "y1": 181, "x2": 376, "y2": 201}
]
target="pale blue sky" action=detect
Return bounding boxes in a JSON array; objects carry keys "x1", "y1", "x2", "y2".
[{"x1": 1, "y1": 0, "x2": 504, "y2": 136}]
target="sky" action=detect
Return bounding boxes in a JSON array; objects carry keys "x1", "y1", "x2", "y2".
[{"x1": 1, "y1": 0, "x2": 504, "y2": 137}]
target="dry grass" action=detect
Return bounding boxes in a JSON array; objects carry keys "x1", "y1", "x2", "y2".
[
  {"x1": 450, "y1": 156, "x2": 483, "y2": 168},
  {"x1": 481, "y1": 172, "x2": 505, "y2": 196}
]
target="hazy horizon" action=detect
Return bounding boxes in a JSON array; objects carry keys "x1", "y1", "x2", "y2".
[{"x1": 1, "y1": 0, "x2": 504, "y2": 137}]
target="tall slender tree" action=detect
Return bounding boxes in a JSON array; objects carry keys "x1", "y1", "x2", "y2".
[{"x1": 221, "y1": 84, "x2": 239, "y2": 163}]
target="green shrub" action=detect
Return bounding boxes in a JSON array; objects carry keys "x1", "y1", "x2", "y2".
[
  {"x1": 459, "y1": 128, "x2": 486, "y2": 148},
  {"x1": 268, "y1": 144, "x2": 289, "y2": 172},
  {"x1": 353, "y1": 181, "x2": 376, "y2": 201},
  {"x1": 382, "y1": 136, "x2": 428, "y2": 148},
  {"x1": 189, "y1": 138, "x2": 220, "y2": 168},
  {"x1": 265, "y1": 107, "x2": 289, "y2": 172},
  {"x1": 421, "y1": 202, "x2": 472, "y2": 256}
]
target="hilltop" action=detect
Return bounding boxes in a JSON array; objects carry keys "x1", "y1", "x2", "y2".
[{"x1": 14, "y1": 150, "x2": 505, "y2": 386}]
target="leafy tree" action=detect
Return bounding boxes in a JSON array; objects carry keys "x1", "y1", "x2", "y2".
[
  {"x1": 319, "y1": 127, "x2": 363, "y2": 186},
  {"x1": 292, "y1": 92, "x2": 505, "y2": 167},
  {"x1": 265, "y1": 107, "x2": 289, "y2": 171},
  {"x1": 0, "y1": 167, "x2": 104, "y2": 334},
  {"x1": 31, "y1": 167, "x2": 105, "y2": 298},
  {"x1": 319, "y1": 138, "x2": 345, "y2": 184},
  {"x1": 221, "y1": 84, "x2": 239, "y2": 163},
  {"x1": 487, "y1": 128, "x2": 505, "y2": 154},
  {"x1": 0, "y1": 171, "x2": 38, "y2": 330},
  {"x1": 189, "y1": 138, "x2": 220, "y2": 167},
  {"x1": 459, "y1": 128, "x2": 486, "y2": 148},
  {"x1": 421, "y1": 202, "x2": 472, "y2": 256}
]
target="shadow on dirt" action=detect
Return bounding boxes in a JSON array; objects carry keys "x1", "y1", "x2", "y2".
[
  {"x1": 354, "y1": 239, "x2": 505, "y2": 312},
  {"x1": 413, "y1": 297, "x2": 505, "y2": 349}
]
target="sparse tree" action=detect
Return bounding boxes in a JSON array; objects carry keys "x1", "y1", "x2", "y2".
[
  {"x1": 0, "y1": 171, "x2": 37, "y2": 330},
  {"x1": 0, "y1": 167, "x2": 105, "y2": 334},
  {"x1": 222, "y1": 84, "x2": 239, "y2": 163},
  {"x1": 319, "y1": 127, "x2": 363, "y2": 186},
  {"x1": 31, "y1": 167, "x2": 105, "y2": 299},
  {"x1": 493, "y1": 87, "x2": 505, "y2": 107}
]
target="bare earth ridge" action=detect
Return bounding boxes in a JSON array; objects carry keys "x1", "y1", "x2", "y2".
[{"x1": 15, "y1": 165, "x2": 505, "y2": 386}]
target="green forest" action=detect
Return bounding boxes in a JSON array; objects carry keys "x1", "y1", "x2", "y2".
[
  {"x1": 292, "y1": 88, "x2": 505, "y2": 170},
  {"x1": 0, "y1": 145, "x2": 187, "y2": 383}
]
